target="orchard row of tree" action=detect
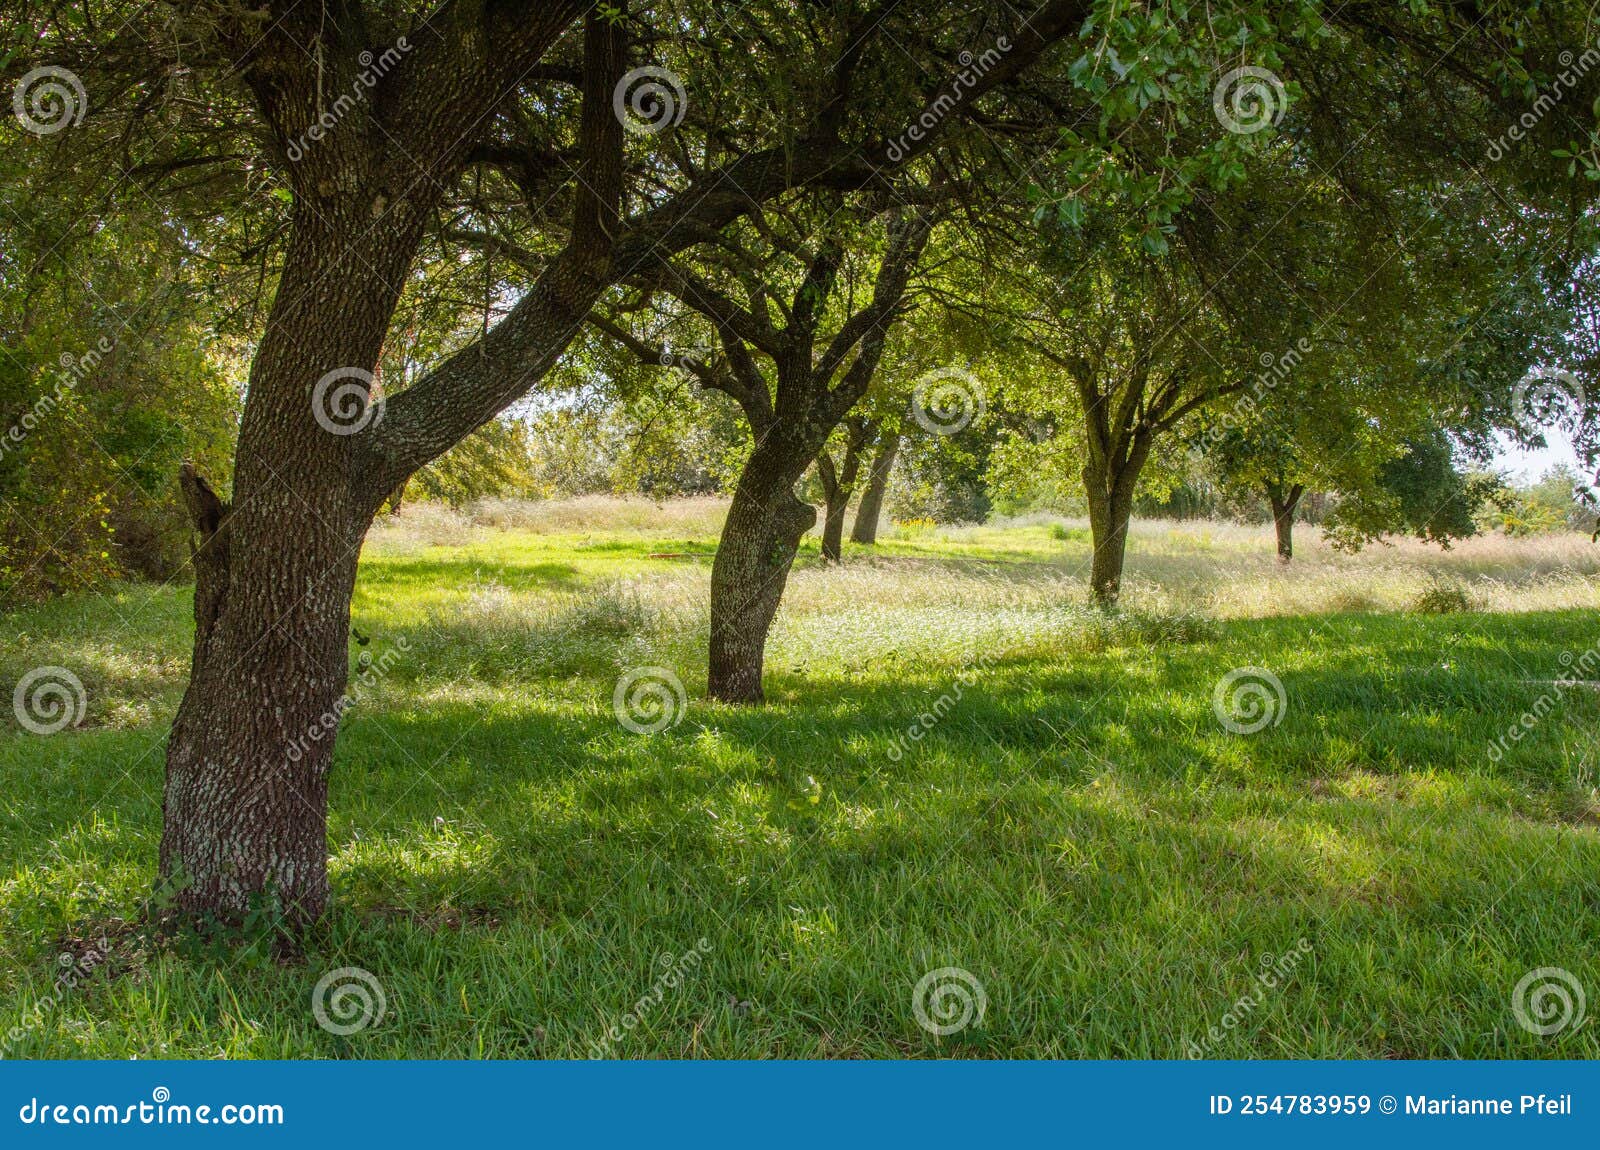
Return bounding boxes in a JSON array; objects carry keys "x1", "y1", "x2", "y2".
[{"x1": 4, "y1": 1, "x2": 1600, "y2": 932}]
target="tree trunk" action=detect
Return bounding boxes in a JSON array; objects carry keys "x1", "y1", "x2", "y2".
[
  {"x1": 849, "y1": 429, "x2": 900, "y2": 544},
  {"x1": 1085, "y1": 479, "x2": 1134, "y2": 606},
  {"x1": 816, "y1": 431, "x2": 868, "y2": 563},
  {"x1": 708, "y1": 443, "x2": 816, "y2": 703},
  {"x1": 1267, "y1": 483, "x2": 1304, "y2": 564},
  {"x1": 1083, "y1": 445, "x2": 1148, "y2": 608},
  {"x1": 820, "y1": 481, "x2": 849, "y2": 562},
  {"x1": 158, "y1": 211, "x2": 417, "y2": 929}
]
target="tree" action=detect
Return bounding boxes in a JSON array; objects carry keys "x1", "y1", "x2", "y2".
[{"x1": 594, "y1": 198, "x2": 936, "y2": 700}]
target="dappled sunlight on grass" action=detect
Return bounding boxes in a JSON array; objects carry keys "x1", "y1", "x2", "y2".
[{"x1": 2, "y1": 503, "x2": 1598, "y2": 1056}]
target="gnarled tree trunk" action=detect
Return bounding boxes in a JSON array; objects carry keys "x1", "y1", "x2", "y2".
[
  {"x1": 160, "y1": 208, "x2": 415, "y2": 927},
  {"x1": 708, "y1": 440, "x2": 817, "y2": 702},
  {"x1": 849, "y1": 428, "x2": 900, "y2": 544},
  {"x1": 156, "y1": 6, "x2": 623, "y2": 930}
]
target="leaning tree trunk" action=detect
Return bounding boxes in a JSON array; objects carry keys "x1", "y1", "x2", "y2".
[
  {"x1": 708, "y1": 443, "x2": 817, "y2": 703},
  {"x1": 1267, "y1": 484, "x2": 1303, "y2": 564},
  {"x1": 158, "y1": 211, "x2": 417, "y2": 929},
  {"x1": 849, "y1": 429, "x2": 900, "y2": 545}
]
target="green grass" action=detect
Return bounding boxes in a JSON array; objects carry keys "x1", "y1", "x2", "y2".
[{"x1": 3, "y1": 504, "x2": 1599, "y2": 1058}]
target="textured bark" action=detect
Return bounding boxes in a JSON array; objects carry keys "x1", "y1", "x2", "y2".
[
  {"x1": 849, "y1": 429, "x2": 900, "y2": 544},
  {"x1": 708, "y1": 440, "x2": 818, "y2": 702},
  {"x1": 1268, "y1": 483, "x2": 1304, "y2": 564},
  {"x1": 157, "y1": 7, "x2": 621, "y2": 929},
  {"x1": 160, "y1": 206, "x2": 416, "y2": 927}
]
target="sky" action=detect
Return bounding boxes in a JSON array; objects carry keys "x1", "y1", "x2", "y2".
[{"x1": 1491, "y1": 426, "x2": 1584, "y2": 484}]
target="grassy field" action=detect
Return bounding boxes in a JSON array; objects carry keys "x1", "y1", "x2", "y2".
[{"x1": 3, "y1": 498, "x2": 1599, "y2": 1058}]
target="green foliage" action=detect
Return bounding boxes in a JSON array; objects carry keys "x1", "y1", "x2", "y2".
[
  {"x1": 1485, "y1": 465, "x2": 1599, "y2": 537},
  {"x1": 409, "y1": 419, "x2": 537, "y2": 508},
  {"x1": 1323, "y1": 432, "x2": 1486, "y2": 552}
]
